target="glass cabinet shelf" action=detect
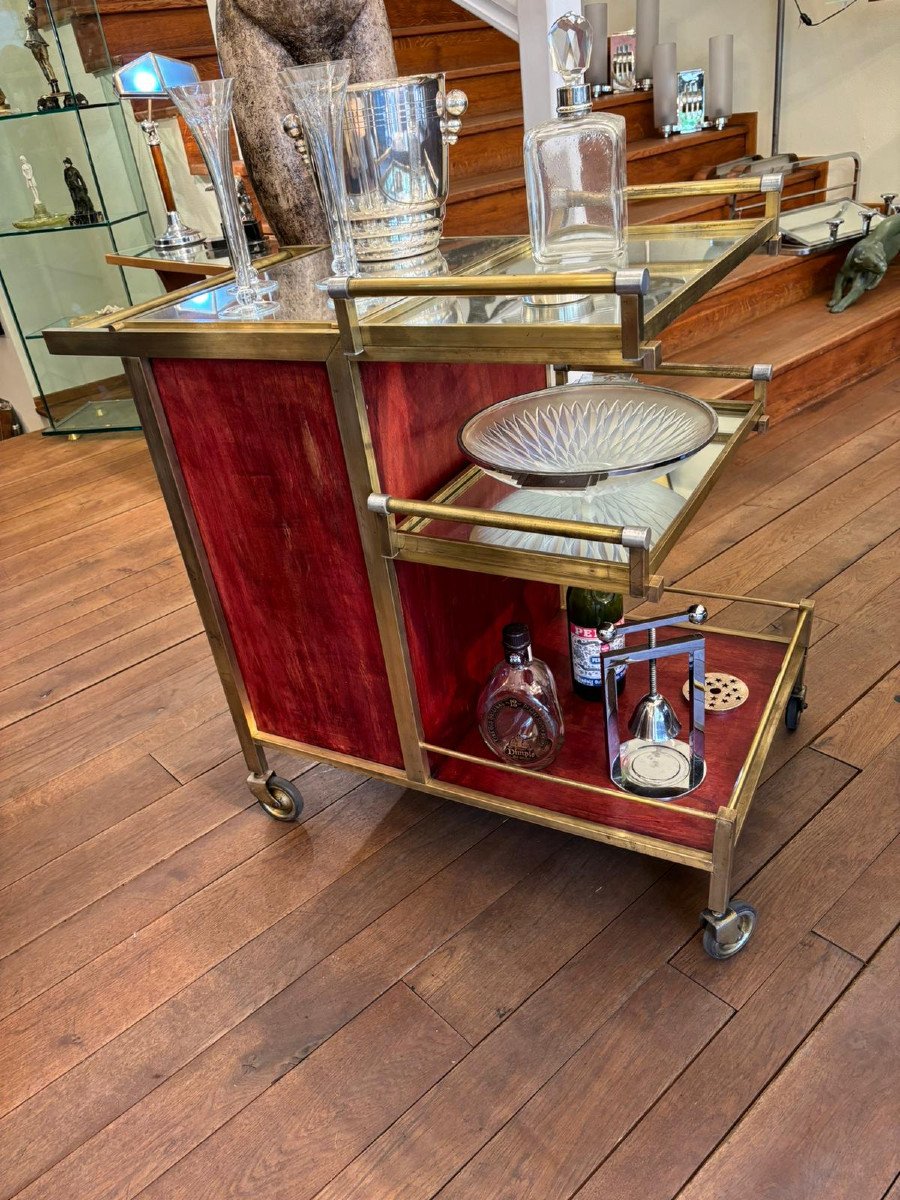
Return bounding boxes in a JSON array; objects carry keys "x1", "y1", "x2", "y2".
[
  {"x1": 1, "y1": 210, "x2": 149, "y2": 238},
  {"x1": 0, "y1": 100, "x2": 118, "y2": 123}
]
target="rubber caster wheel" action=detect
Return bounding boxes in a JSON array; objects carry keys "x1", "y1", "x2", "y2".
[
  {"x1": 701, "y1": 901, "x2": 757, "y2": 960},
  {"x1": 785, "y1": 693, "x2": 805, "y2": 731},
  {"x1": 251, "y1": 773, "x2": 303, "y2": 822}
]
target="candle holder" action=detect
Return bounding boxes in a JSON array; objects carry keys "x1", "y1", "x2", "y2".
[
  {"x1": 113, "y1": 54, "x2": 206, "y2": 255},
  {"x1": 280, "y1": 60, "x2": 357, "y2": 279},
  {"x1": 169, "y1": 78, "x2": 279, "y2": 320},
  {"x1": 608, "y1": 31, "x2": 637, "y2": 93}
]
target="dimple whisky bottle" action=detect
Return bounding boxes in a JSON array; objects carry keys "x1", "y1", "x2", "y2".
[
  {"x1": 523, "y1": 12, "x2": 627, "y2": 265},
  {"x1": 477, "y1": 623, "x2": 564, "y2": 770}
]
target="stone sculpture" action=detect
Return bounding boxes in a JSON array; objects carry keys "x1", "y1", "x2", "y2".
[
  {"x1": 827, "y1": 213, "x2": 900, "y2": 313},
  {"x1": 216, "y1": 0, "x2": 397, "y2": 246}
]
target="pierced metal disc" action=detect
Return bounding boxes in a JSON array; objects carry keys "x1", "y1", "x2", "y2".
[{"x1": 683, "y1": 672, "x2": 749, "y2": 712}]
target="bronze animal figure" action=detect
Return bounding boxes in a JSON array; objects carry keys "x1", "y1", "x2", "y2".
[
  {"x1": 827, "y1": 213, "x2": 900, "y2": 313},
  {"x1": 217, "y1": 0, "x2": 396, "y2": 246}
]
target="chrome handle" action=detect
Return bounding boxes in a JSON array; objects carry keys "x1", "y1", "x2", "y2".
[
  {"x1": 439, "y1": 88, "x2": 468, "y2": 145},
  {"x1": 881, "y1": 192, "x2": 897, "y2": 215}
]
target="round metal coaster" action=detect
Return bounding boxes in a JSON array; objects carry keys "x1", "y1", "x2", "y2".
[{"x1": 683, "y1": 673, "x2": 749, "y2": 712}]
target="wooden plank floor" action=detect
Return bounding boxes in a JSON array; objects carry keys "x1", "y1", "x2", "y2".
[{"x1": 0, "y1": 363, "x2": 898, "y2": 1200}]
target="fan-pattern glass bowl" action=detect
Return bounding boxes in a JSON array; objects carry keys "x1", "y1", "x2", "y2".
[{"x1": 458, "y1": 379, "x2": 718, "y2": 490}]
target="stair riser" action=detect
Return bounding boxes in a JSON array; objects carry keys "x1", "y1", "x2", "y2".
[
  {"x1": 386, "y1": 0, "x2": 466, "y2": 26},
  {"x1": 395, "y1": 24, "x2": 517, "y2": 72},
  {"x1": 628, "y1": 128, "x2": 752, "y2": 184},
  {"x1": 723, "y1": 315, "x2": 900, "y2": 424},
  {"x1": 596, "y1": 93, "x2": 658, "y2": 142},
  {"x1": 661, "y1": 254, "x2": 845, "y2": 356},
  {"x1": 453, "y1": 121, "x2": 523, "y2": 178},
  {"x1": 450, "y1": 65, "x2": 522, "y2": 115},
  {"x1": 445, "y1": 185, "x2": 528, "y2": 235}
]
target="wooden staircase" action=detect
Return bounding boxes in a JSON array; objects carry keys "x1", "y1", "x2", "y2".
[{"x1": 385, "y1": 1, "x2": 828, "y2": 235}]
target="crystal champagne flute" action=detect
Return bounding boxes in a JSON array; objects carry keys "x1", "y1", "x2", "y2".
[
  {"x1": 168, "y1": 77, "x2": 279, "y2": 320},
  {"x1": 279, "y1": 60, "x2": 357, "y2": 277}
]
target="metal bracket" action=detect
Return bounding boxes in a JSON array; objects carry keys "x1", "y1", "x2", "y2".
[
  {"x1": 247, "y1": 769, "x2": 275, "y2": 803},
  {"x1": 699, "y1": 905, "x2": 745, "y2": 947}
]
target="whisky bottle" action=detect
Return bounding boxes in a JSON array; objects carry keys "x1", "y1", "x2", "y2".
[
  {"x1": 477, "y1": 623, "x2": 564, "y2": 770},
  {"x1": 567, "y1": 586, "x2": 627, "y2": 701}
]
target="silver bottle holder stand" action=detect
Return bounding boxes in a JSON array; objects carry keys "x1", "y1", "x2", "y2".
[{"x1": 599, "y1": 605, "x2": 709, "y2": 800}]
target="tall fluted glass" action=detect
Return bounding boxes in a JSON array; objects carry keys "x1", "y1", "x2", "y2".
[
  {"x1": 168, "y1": 78, "x2": 279, "y2": 320},
  {"x1": 280, "y1": 60, "x2": 357, "y2": 277}
]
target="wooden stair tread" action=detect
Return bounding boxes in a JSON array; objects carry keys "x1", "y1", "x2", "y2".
[
  {"x1": 447, "y1": 166, "x2": 523, "y2": 203},
  {"x1": 459, "y1": 108, "x2": 523, "y2": 134},
  {"x1": 446, "y1": 60, "x2": 519, "y2": 80},
  {"x1": 653, "y1": 269, "x2": 900, "y2": 422},
  {"x1": 672, "y1": 272, "x2": 899, "y2": 379}
]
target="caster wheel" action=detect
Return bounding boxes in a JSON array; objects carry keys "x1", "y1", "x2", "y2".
[
  {"x1": 785, "y1": 693, "x2": 805, "y2": 731},
  {"x1": 259, "y1": 774, "x2": 303, "y2": 822},
  {"x1": 701, "y1": 901, "x2": 757, "y2": 960}
]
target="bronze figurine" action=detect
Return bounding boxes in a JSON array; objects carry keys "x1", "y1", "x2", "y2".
[
  {"x1": 23, "y1": 0, "x2": 86, "y2": 109},
  {"x1": 63, "y1": 157, "x2": 101, "y2": 225},
  {"x1": 828, "y1": 213, "x2": 900, "y2": 313}
]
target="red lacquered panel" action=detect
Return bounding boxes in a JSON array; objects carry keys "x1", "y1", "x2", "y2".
[
  {"x1": 151, "y1": 358, "x2": 403, "y2": 767},
  {"x1": 361, "y1": 361, "x2": 545, "y2": 499},
  {"x1": 396, "y1": 561, "x2": 560, "y2": 750},
  {"x1": 437, "y1": 613, "x2": 787, "y2": 851}
]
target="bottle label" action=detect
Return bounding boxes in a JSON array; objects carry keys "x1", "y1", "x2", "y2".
[
  {"x1": 484, "y1": 696, "x2": 551, "y2": 762},
  {"x1": 570, "y1": 620, "x2": 626, "y2": 685}
]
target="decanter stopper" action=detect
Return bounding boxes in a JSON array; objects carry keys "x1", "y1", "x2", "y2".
[{"x1": 548, "y1": 12, "x2": 593, "y2": 115}]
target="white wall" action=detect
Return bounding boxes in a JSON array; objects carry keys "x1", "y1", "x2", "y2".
[{"x1": 600, "y1": 0, "x2": 900, "y2": 198}]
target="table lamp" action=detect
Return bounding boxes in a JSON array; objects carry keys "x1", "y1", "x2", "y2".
[{"x1": 113, "y1": 53, "x2": 206, "y2": 253}]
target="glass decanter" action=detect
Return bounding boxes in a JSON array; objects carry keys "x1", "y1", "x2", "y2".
[
  {"x1": 477, "y1": 623, "x2": 564, "y2": 770},
  {"x1": 168, "y1": 78, "x2": 279, "y2": 320},
  {"x1": 280, "y1": 61, "x2": 357, "y2": 278},
  {"x1": 524, "y1": 13, "x2": 627, "y2": 265}
]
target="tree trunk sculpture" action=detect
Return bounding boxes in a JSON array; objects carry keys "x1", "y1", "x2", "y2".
[{"x1": 217, "y1": 0, "x2": 397, "y2": 246}]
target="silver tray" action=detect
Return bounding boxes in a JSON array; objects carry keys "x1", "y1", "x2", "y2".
[{"x1": 458, "y1": 379, "x2": 718, "y2": 490}]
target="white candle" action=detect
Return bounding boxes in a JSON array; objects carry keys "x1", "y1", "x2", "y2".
[
  {"x1": 584, "y1": 3, "x2": 609, "y2": 89},
  {"x1": 635, "y1": 0, "x2": 659, "y2": 82},
  {"x1": 652, "y1": 42, "x2": 677, "y2": 129},
  {"x1": 708, "y1": 34, "x2": 734, "y2": 120}
]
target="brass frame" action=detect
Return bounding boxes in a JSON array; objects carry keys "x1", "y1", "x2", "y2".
[{"x1": 46, "y1": 179, "x2": 801, "y2": 926}]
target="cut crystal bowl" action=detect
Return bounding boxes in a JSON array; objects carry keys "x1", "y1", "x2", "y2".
[{"x1": 458, "y1": 379, "x2": 718, "y2": 490}]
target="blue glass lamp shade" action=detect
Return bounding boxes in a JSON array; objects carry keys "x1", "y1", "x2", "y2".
[{"x1": 112, "y1": 53, "x2": 200, "y2": 99}]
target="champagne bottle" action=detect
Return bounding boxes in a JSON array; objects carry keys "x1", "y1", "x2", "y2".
[{"x1": 567, "y1": 586, "x2": 627, "y2": 700}]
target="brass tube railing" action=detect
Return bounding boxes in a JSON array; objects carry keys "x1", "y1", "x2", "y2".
[{"x1": 367, "y1": 493, "x2": 651, "y2": 549}]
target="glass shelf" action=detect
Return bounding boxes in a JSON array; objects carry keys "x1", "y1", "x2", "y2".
[
  {"x1": 1, "y1": 210, "x2": 149, "y2": 239},
  {"x1": 44, "y1": 396, "x2": 141, "y2": 436},
  {"x1": 0, "y1": 101, "x2": 118, "y2": 124}
]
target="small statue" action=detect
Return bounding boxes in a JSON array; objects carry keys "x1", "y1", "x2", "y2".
[
  {"x1": 23, "y1": 0, "x2": 86, "y2": 109},
  {"x1": 63, "y1": 156, "x2": 101, "y2": 225},
  {"x1": 13, "y1": 154, "x2": 68, "y2": 229},
  {"x1": 827, "y1": 213, "x2": 900, "y2": 313},
  {"x1": 236, "y1": 176, "x2": 254, "y2": 224},
  {"x1": 0, "y1": 84, "x2": 10, "y2": 114}
]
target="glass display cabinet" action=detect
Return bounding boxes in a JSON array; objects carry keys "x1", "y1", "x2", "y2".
[
  {"x1": 46, "y1": 178, "x2": 812, "y2": 959},
  {"x1": 0, "y1": 0, "x2": 158, "y2": 435}
]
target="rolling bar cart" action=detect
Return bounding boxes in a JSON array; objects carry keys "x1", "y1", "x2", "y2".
[{"x1": 46, "y1": 177, "x2": 811, "y2": 958}]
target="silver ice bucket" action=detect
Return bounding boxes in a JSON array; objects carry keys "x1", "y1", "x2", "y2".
[{"x1": 342, "y1": 73, "x2": 467, "y2": 261}]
